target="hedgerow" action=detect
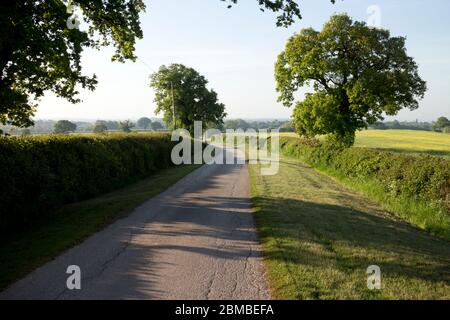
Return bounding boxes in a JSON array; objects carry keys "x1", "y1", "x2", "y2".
[
  {"x1": 280, "y1": 136, "x2": 450, "y2": 210},
  {"x1": 0, "y1": 133, "x2": 178, "y2": 233}
]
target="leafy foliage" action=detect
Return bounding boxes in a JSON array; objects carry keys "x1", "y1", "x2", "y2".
[
  {"x1": 119, "y1": 119, "x2": 135, "y2": 133},
  {"x1": 54, "y1": 120, "x2": 77, "y2": 134},
  {"x1": 224, "y1": 119, "x2": 250, "y2": 130},
  {"x1": 93, "y1": 122, "x2": 108, "y2": 133},
  {"x1": 0, "y1": 0, "x2": 337, "y2": 127},
  {"x1": 224, "y1": 0, "x2": 336, "y2": 27},
  {"x1": 137, "y1": 117, "x2": 152, "y2": 129},
  {"x1": 433, "y1": 117, "x2": 450, "y2": 132},
  {"x1": 0, "y1": 133, "x2": 176, "y2": 233},
  {"x1": 97, "y1": 120, "x2": 120, "y2": 131},
  {"x1": 275, "y1": 14, "x2": 427, "y2": 146},
  {"x1": 0, "y1": 0, "x2": 146, "y2": 127},
  {"x1": 280, "y1": 136, "x2": 450, "y2": 211},
  {"x1": 150, "y1": 121, "x2": 164, "y2": 131},
  {"x1": 369, "y1": 120, "x2": 434, "y2": 132},
  {"x1": 150, "y1": 64, "x2": 226, "y2": 133}
]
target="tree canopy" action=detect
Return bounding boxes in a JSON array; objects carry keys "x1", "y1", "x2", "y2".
[
  {"x1": 137, "y1": 117, "x2": 152, "y2": 129},
  {"x1": 275, "y1": 14, "x2": 427, "y2": 146},
  {"x1": 150, "y1": 121, "x2": 164, "y2": 131},
  {"x1": 0, "y1": 0, "x2": 145, "y2": 128},
  {"x1": 54, "y1": 120, "x2": 77, "y2": 133},
  {"x1": 0, "y1": 0, "x2": 336, "y2": 128},
  {"x1": 150, "y1": 64, "x2": 226, "y2": 133},
  {"x1": 224, "y1": 0, "x2": 335, "y2": 27},
  {"x1": 224, "y1": 119, "x2": 251, "y2": 130},
  {"x1": 93, "y1": 122, "x2": 108, "y2": 133},
  {"x1": 120, "y1": 120, "x2": 135, "y2": 133},
  {"x1": 433, "y1": 117, "x2": 450, "y2": 132}
]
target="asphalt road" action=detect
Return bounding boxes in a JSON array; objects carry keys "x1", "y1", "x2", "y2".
[{"x1": 1, "y1": 148, "x2": 270, "y2": 300}]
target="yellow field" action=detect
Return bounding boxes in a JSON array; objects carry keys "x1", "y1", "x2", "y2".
[{"x1": 280, "y1": 130, "x2": 450, "y2": 157}]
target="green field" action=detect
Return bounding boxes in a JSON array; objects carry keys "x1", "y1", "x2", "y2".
[
  {"x1": 249, "y1": 157, "x2": 450, "y2": 299},
  {"x1": 355, "y1": 130, "x2": 450, "y2": 157},
  {"x1": 281, "y1": 130, "x2": 450, "y2": 157}
]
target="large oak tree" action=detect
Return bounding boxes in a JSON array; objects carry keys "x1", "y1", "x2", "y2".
[
  {"x1": 150, "y1": 64, "x2": 226, "y2": 133},
  {"x1": 275, "y1": 14, "x2": 427, "y2": 146}
]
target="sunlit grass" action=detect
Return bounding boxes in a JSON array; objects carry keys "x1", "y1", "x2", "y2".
[
  {"x1": 280, "y1": 130, "x2": 450, "y2": 157},
  {"x1": 249, "y1": 156, "x2": 450, "y2": 300},
  {"x1": 355, "y1": 130, "x2": 450, "y2": 157}
]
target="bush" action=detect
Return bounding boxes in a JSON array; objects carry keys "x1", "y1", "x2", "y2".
[
  {"x1": 93, "y1": 123, "x2": 108, "y2": 133},
  {"x1": 0, "y1": 133, "x2": 178, "y2": 234},
  {"x1": 280, "y1": 137, "x2": 450, "y2": 210}
]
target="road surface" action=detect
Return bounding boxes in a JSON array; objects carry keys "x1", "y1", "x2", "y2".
[{"x1": 1, "y1": 148, "x2": 270, "y2": 300}]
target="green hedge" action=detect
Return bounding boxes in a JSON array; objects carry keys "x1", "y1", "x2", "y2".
[
  {"x1": 280, "y1": 136, "x2": 450, "y2": 210},
  {"x1": 0, "y1": 133, "x2": 178, "y2": 233}
]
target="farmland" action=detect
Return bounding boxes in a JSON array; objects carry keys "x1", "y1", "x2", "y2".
[
  {"x1": 355, "y1": 130, "x2": 450, "y2": 158},
  {"x1": 1, "y1": 0, "x2": 450, "y2": 304},
  {"x1": 281, "y1": 129, "x2": 450, "y2": 158}
]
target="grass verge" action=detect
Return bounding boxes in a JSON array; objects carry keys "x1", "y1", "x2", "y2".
[
  {"x1": 311, "y1": 164, "x2": 450, "y2": 240},
  {"x1": 0, "y1": 164, "x2": 201, "y2": 290},
  {"x1": 249, "y1": 156, "x2": 450, "y2": 299}
]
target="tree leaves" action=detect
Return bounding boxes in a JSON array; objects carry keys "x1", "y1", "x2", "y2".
[
  {"x1": 222, "y1": 0, "x2": 335, "y2": 27},
  {"x1": 0, "y1": 0, "x2": 336, "y2": 127},
  {"x1": 275, "y1": 14, "x2": 427, "y2": 147},
  {"x1": 0, "y1": 0, "x2": 145, "y2": 127},
  {"x1": 149, "y1": 64, "x2": 226, "y2": 133}
]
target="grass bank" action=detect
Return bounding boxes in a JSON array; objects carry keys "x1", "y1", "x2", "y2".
[
  {"x1": 312, "y1": 164, "x2": 449, "y2": 239},
  {"x1": 0, "y1": 164, "x2": 200, "y2": 290},
  {"x1": 249, "y1": 156, "x2": 450, "y2": 299},
  {"x1": 278, "y1": 136, "x2": 450, "y2": 239}
]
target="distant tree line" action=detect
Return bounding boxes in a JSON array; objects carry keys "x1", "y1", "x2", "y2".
[
  {"x1": 369, "y1": 116, "x2": 450, "y2": 133},
  {"x1": 432, "y1": 117, "x2": 450, "y2": 133},
  {"x1": 2, "y1": 116, "x2": 449, "y2": 136},
  {"x1": 0, "y1": 117, "x2": 167, "y2": 135},
  {"x1": 223, "y1": 119, "x2": 294, "y2": 132}
]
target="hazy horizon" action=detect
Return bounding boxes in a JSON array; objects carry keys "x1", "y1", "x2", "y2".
[{"x1": 34, "y1": 0, "x2": 450, "y2": 122}]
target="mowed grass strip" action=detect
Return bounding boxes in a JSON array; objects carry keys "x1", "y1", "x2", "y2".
[
  {"x1": 249, "y1": 156, "x2": 450, "y2": 299},
  {"x1": 0, "y1": 164, "x2": 201, "y2": 290}
]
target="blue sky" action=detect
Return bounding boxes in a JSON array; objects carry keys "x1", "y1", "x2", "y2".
[{"x1": 35, "y1": 0, "x2": 450, "y2": 121}]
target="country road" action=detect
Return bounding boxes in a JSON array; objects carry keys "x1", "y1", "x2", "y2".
[{"x1": 1, "y1": 148, "x2": 270, "y2": 300}]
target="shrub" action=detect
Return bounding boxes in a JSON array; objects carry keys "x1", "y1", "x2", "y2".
[
  {"x1": 0, "y1": 133, "x2": 178, "y2": 234},
  {"x1": 54, "y1": 120, "x2": 77, "y2": 133},
  {"x1": 279, "y1": 137, "x2": 450, "y2": 210},
  {"x1": 93, "y1": 123, "x2": 108, "y2": 133}
]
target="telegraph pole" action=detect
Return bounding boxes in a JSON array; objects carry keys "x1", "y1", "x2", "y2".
[{"x1": 171, "y1": 81, "x2": 176, "y2": 130}]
